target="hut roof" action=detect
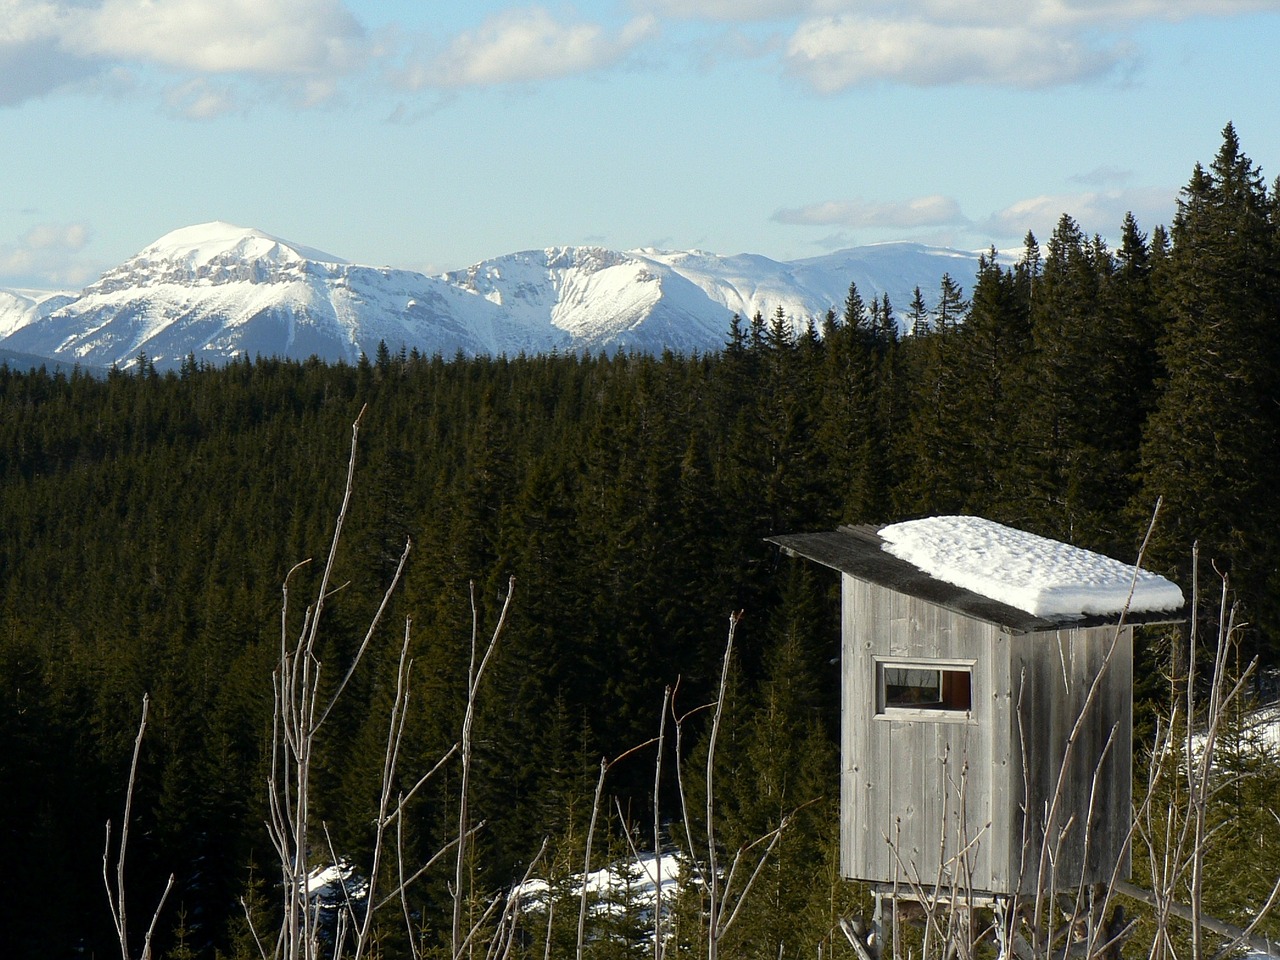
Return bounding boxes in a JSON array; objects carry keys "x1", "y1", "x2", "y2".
[{"x1": 768, "y1": 519, "x2": 1185, "y2": 634}]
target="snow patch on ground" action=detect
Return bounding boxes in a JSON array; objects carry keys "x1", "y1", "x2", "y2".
[
  {"x1": 879, "y1": 516, "x2": 1184, "y2": 618},
  {"x1": 1190, "y1": 703, "x2": 1280, "y2": 762},
  {"x1": 306, "y1": 859, "x2": 367, "y2": 897},
  {"x1": 513, "y1": 850, "x2": 685, "y2": 923},
  {"x1": 1248, "y1": 704, "x2": 1280, "y2": 755}
]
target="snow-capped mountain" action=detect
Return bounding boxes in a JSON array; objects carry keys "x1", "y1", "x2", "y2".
[
  {"x1": 442, "y1": 246, "x2": 744, "y2": 354},
  {"x1": 2, "y1": 223, "x2": 525, "y2": 368},
  {"x1": 0, "y1": 222, "x2": 987, "y2": 370},
  {"x1": 0, "y1": 288, "x2": 76, "y2": 338}
]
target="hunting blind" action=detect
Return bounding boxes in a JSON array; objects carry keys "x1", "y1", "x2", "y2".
[{"x1": 769, "y1": 517, "x2": 1184, "y2": 901}]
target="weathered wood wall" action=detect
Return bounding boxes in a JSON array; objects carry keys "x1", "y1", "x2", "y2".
[
  {"x1": 842, "y1": 575, "x2": 1012, "y2": 892},
  {"x1": 841, "y1": 574, "x2": 1133, "y2": 897},
  {"x1": 1008, "y1": 625, "x2": 1133, "y2": 895}
]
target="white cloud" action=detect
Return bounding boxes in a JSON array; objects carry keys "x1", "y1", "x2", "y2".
[
  {"x1": 68, "y1": 0, "x2": 367, "y2": 76},
  {"x1": 0, "y1": 43, "x2": 98, "y2": 105},
  {"x1": 23, "y1": 221, "x2": 90, "y2": 250},
  {"x1": 641, "y1": 0, "x2": 811, "y2": 20},
  {"x1": 1024, "y1": 0, "x2": 1280, "y2": 28},
  {"x1": 1068, "y1": 165, "x2": 1134, "y2": 187},
  {"x1": 784, "y1": 15, "x2": 1130, "y2": 90},
  {"x1": 164, "y1": 77, "x2": 242, "y2": 119},
  {"x1": 639, "y1": 0, "x2": 1280, "y2": 26},
  {"x1": 774, "y1": 195, "x2": 968, "y2": 229},
  {"x1": 0, "y1": 0, "x2": 368, "y2": 107},
  {"x1": 641, "y1": 0, "x2": 1280, "y2": 90},
  {"x1": 0, "y1": 0, "x2": 65, "y2": 46},
  {"x1": 0, "y1": 221, "x2": 100, "y2": 289},
  {"x1": 981, "y1": 186, "x2": 1177, "y2": 243},
  {"x1": 402, "y1": 7, "x2": 659, "y2": 89},
  {"x1": 4, "y1": 0, "x2": 1277, "y2": 108},
  {"x1": 777, "y1": 186, "x2": 1180, "y2": 252},
  {"x1": 0, "y1": 0, "x2": 99, "y2": 104}
]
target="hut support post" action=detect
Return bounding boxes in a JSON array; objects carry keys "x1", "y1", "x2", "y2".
[{"x1": 872, "y1": 890, "x2": 884, "y2": 960}]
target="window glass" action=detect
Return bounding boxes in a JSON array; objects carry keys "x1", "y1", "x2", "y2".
[
  {"x1": 879, "y1": 663, "x2": 971, "y2": 713},
  {"x1": 884, "y1": 667, "x2": 941, "y2": 706}
]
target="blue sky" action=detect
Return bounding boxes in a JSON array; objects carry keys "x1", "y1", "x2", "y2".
[{"x1": 2, "y1": 0, "x2": 1279, "y2": 290}]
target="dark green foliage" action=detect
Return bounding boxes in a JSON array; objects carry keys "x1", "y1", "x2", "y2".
[
  {"x1": 893, "y1": 250, "x2": 1031, "y2": 517},
  {"x1": 0, "y1": 347, "x2": 824, "y2": 956},
  {"x1": 820, "y1": 283, "x2": 891, "y2": 524},
  {"x1": 1011, "y1": 214, "x2": 1159, "y2": 552},
  {"x1": 1139, "y1": 123, "x2": 1280, "y2": 655},
  {"x1": 712, "y1": 565, "x2": 845, "y2": 960}
]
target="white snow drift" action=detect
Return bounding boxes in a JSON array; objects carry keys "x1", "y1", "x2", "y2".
[{"x1": 879, "y1": 515, "x2": 1185, "y2": 618}]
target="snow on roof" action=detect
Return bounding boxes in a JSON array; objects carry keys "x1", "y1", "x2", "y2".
[{"x1": 878, "y1": 516, "x2": 1184, "y2": 618}]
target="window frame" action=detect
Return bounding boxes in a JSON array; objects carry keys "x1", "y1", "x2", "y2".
[{"x1": 874, "y1": 657, "x2": 975, "y2": 721}]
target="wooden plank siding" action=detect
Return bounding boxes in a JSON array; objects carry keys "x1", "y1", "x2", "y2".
[
  {"x1": 1008, "y1": 625, "x2": 1133, "y2": 895},
  {"x1": 843, "y1": 575, "x2": 1007, "y2": 892},
  {"x1": 841, "y1": 574, "x2": 1133, "y2": 897}
]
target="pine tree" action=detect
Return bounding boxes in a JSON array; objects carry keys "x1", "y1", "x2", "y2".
[
  {"x1": 1011, "y1": 214, "x2": 1136, "y2": 544},
  {"x1": 1139, "y1": 123, "x2": 1280, "y2": 655},
  {"x1": 817, "y1": 283, "x2": 884, "y2": 522},
  {"x1": 907, "y1": 285, "x2": 930, "y2": 338}
]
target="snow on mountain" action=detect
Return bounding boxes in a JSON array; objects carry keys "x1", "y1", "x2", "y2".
[
  {"x1": 2, "y1": 223, "x2": 519, "y2": 368},
  {"x1": 643, "y1": 242, "x2": 982, "y2": 325},
  {"x1": 0, "y1": 222, "x2": 987, "y2": 370},
  {"x1": 106, "y1": 220, "x2": 348, "y2": 289},
  {"x1": 0, "y1": 288, "x2": 76, "y2": 338},
  {"x1": 445, "y1": 247, "x2": 737, "y2": 353}
]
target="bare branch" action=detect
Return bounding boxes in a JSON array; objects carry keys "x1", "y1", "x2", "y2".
[
  {"x1": 453, "y1": 576, "x2": 517, "y2": 959},
  {"x1": 705, "y1": 611, "x2": 742, "y2": 960},
  {"x1": 653, "y1": 685, "x2": 671, "y2": 960},
  {"x1": 315, "y1": 537, "x2": 413, "y2": 733},
  {"x1": 103, "y1": 693, "x2": 174, "y2": 960},
  {"x1": 577, "y1": 756, "x2": 609, "y2": 960}
]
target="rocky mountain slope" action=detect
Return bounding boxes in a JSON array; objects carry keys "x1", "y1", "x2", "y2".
[{"x1": 0, "y1": 222, "x2": 985, "y2": 369}]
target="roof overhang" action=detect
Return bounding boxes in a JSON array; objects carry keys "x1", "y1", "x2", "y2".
[{"x1": 767, "y1": 525, "x2": 1186, "y2": 635}]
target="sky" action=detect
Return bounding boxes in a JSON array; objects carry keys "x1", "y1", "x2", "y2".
[{"x1": 2, "y1": 0, "x2": 1279, "y2": 291}]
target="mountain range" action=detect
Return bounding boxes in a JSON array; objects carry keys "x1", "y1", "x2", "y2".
[{"x1": 0, "y1": 222, "x2": 987, "y2": 370}]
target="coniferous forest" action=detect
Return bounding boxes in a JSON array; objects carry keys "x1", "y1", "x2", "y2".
[{"x1": 2, "y1": 125, "x2": 1280, "y2": 959}]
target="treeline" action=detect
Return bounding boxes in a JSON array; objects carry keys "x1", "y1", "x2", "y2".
[{"x1": 0, "y1": 124, "x2": 1277, "y2": 958}]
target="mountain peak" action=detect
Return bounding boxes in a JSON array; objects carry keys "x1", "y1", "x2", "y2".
[
  {"x1": 1, "y1": 225, "x2": 988, "y2": 370},
  {"x1": 138, "y1": 221, "x2": 347, "y2": 269}
]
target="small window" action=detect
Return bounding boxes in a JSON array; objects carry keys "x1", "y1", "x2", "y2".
[{"x1": 878, "y1": 662, "x2": 972, "y2": 714}]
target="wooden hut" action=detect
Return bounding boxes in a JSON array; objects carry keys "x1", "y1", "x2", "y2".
[{"x1": 768, "y1": 518, "x2": 1184, "y2": 902}]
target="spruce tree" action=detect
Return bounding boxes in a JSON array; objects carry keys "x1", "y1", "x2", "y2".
[
  {"x1": 1010, "y1": 213, "x2": 1148, "y2": 548},
  {"x1": 1139, "y1": 123, "x2": 1280, "y2": 656},
  {"x1": 907, "y1": 285, "x2": 930, "y2": 338},
  {"x1": 935, "y1": 273, "x2": 966, "y2": 334},
  {"x1": 899, "y1": 250, "x2": 1028, "y2": 516},
  {"x1": 818, "y1": 283, "x2": 885, "y2": 522}
]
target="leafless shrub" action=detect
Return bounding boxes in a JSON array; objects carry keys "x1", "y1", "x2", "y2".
[
  {"x1": 103, "y1": 693, "x2": 175, "y2": 960},
  {"x1": 846, "y1": 511, "x2": 1280, "y2": 960},
  {"x1": 1128, "y1": 545, "x2": 1280, "y2": 960},
  {"x1": 252, "y1": 408, "x2": 517, "y2": 960}
]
